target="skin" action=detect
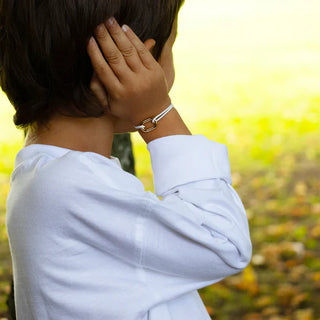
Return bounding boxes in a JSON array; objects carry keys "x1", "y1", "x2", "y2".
[{"x1": 24, "y1": 17, "x2": 178, "y2": 159}]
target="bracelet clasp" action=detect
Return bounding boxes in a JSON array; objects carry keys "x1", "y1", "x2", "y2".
[
  {"x1": 134, "y1": 104, "x2": 174, "y2": 133},
  {"x1": 139, "y1": 118, "x2": 158, "y2": 133}
]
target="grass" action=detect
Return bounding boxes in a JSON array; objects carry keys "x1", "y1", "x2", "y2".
[{"x1": 1, "y1": 0, "x2": 320, "y2": 318}]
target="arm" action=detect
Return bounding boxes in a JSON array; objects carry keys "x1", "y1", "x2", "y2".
[
  {"x1": 58, "y1": 134, "x2": 252, "y2": 302},
  {"x1": 82, "y1": 17, "x2": 252, "y2": 299}
]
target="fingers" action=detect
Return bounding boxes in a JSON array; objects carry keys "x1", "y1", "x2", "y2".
[
  {"x1": 122, "y1": 25, "x2": 156, "y2": 69},
  {"x1": 143, "y1": 39, "x2": 157, "y2": 53},
  {"x1": 105, "y1": 17, "x2": 142, "y2": 72},
  {"x1": 87, "y1": 36, "x2": 121, "y2": 92},
  {"x1": 93, "y1": 22, "x2": 131, "y2": 79}
]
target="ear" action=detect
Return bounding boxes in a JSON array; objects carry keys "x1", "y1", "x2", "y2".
[{"x1": 143, "y1": 39, "x2": 156, "y2": 53}]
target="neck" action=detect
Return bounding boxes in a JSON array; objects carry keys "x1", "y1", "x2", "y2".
[{"x1": 24, "y1": 113, "x2": 115, "y2": 159}]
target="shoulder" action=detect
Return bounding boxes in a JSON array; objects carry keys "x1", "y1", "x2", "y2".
[{"x1": 31, "y1": 150, "x2": 146, "y2": 202}]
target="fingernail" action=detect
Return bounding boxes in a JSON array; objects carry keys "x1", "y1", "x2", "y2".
[
  {"x1": 122, "y1": 25, "x2": 128, "y2": 32},
  {"x1": 107, "y1": 17, "x2": 115, "y2": 26}
]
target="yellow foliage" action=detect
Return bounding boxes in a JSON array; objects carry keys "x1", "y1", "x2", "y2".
[
  {"x1": 311, "y1": 272, "x2": 320, "y2": 282},
  {"x1": 254, "y1": 295, "x2": 273, "y2": 308},
  {"x1": 294, "y1": 182, "x2": 308, "y2": 197},
  {"x1": 293, "y1": 308, "x2": 314, "y2": 320},
  {"x1": 240, "y1": 265, "x2": 259, "y2": 296},
  {"x1": 276, "y1": 284, "x2": 299, "y2": 308},
  {"x1": 310, "y1": 224, "x2": 320, "y2": 238}
]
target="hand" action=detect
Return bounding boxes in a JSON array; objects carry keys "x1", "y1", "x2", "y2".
[
  {"x1": 87, "y1": 17, "x2": 172, "y2": 130},
  {"x1": 88, "y1": 40, "x2": 157, "y2": 134}
]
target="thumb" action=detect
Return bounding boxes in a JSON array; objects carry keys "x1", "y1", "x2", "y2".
[{"x1": 90, "y1": 71, "x2": 109, "y2": 111}]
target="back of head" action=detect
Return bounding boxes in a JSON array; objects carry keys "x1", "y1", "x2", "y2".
[{"x1": 0, "y1": 0, "x2": 184, "y2": 130}]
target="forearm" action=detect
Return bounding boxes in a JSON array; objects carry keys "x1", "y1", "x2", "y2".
[{"x1": 138, "y1": 107, "x2": 192, "y2": 144}]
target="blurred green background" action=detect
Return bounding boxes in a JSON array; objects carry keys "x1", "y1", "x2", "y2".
[{"x1": 1, "y1": 0, "x2": 320, "y2": 319}]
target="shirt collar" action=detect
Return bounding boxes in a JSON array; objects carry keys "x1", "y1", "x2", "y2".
[{"x1": 14, "y1": 144, "x2": 122, "y2": 169}]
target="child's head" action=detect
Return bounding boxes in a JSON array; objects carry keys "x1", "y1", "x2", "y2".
[{"x1": 0, "y1": 0, "x2": 184, "y2": 131}]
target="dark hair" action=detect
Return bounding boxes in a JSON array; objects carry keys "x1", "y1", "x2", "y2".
[{"x1": 0, "y1": 0, "x2": 184, "y2": 130}]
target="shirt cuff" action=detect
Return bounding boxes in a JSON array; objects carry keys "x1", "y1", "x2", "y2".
[{"x1": 146, "y1": 134, "x2": 232, "y2": 197}]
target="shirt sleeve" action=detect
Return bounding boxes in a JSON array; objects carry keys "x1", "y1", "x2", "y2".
[
  {"x1": 140, "y1": 134, "x2": 252, "y2": 301},
  {"x1": 63, "y1": 134, "x2": 252, "y2": 302}
]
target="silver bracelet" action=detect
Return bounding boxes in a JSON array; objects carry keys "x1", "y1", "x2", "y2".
[{"x1": 134, "y1": 104, "x2": 174, "y2": 133}]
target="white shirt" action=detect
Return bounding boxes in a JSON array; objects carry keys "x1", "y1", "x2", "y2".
[{"x1": 6, "y1": 134, "x2": 252, "y2": 320}]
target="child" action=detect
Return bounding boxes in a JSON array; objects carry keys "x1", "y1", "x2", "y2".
[{"x1": 1, "y1": 0, "x2": 252, "y2": 319}]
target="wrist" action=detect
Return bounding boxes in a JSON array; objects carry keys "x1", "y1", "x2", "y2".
[
  {"x1": 138, "y1": 107, "x2": 192, "y2": 144},
  {"x1": 129, "y1": 98, "x2": 172, "y2": 126},
  {"x1": 134, "y1": 103, "x2": 174, "y2": 133}
]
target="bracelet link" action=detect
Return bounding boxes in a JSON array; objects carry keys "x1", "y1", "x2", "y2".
[
  {"x1": 139, "y1": 118, "x2": 158, "y2": 133},
  {"x1": 134, "y1": 103, "x2": 174, "y2": 133}
]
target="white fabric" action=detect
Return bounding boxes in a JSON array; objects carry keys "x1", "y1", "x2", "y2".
[{"x1": 6, "y1": 134, "x2": 252, "y2": 320}]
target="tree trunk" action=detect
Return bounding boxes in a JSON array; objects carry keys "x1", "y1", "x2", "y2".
[{"x1": 6, "y1": 131, "x2": 136, "y2": 320}]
